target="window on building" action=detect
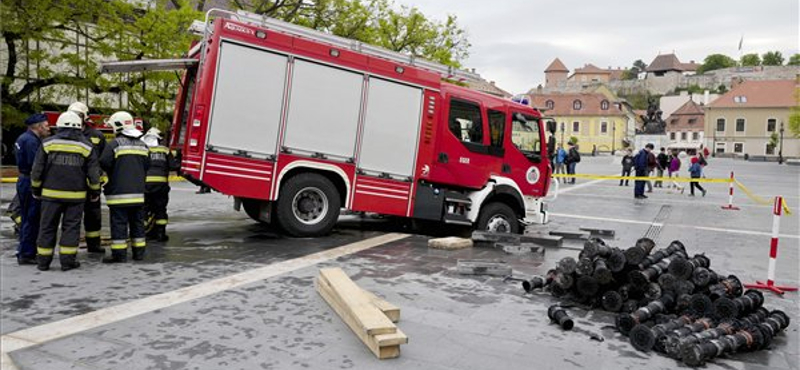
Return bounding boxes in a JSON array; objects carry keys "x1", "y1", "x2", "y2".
[
  {"x1": 766, "y1": 143, "x2": 775, "y2": 155},
  {"x1": 692, "y1": 132, "x2": 699, "y2": 141},
  {"x1": 736, "y1": 118, "x2": 745, "y2": 132},
  {"x1": 670, "y1": 118, "x2": 679, "y2": 125},
  {"x1": 681, "y1": 132, "x2": 687, "y2": 141},
  {"x1": 733, "y1": 96, "x2": 747, "y2": 103},
  {"x1": 572, "y1": 121, "x2": 580, "y2": 133},
  {"x1": 487, "y1": 110, "x2": 506, "y2": 149},
  {"x1": 716, "y1": 118, "x2": 725, "y2": 132},
  {"x1": 715, "y1": 142, "x2": 726, "y2": 154},
  {"x1": 688, "y1": 118, "x2": 697, "y2": 125},
  {"x1": 767, "y1": 118, "x2": 776, "y2": 132},
  {"x1": 670, "y1": 132, "x2": 676, "y2": 141},
  {"x1": 573, "y1": 100, "x2": 582, "y2": 110},
  {"x1": 601, "y1": 100, "x2": 609, "y2": 110},
  {"x1": 448, "y1": 98, "x2": 483, "y2": 144},
  {"x1": 733, "y1": 143, "x2": 744, "y2": 153},
  {"x1": 545, "y1": 100, "x2": 554, "y2": 110}
]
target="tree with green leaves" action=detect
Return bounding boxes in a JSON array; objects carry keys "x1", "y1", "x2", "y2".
[
  {"x1": 788, "y1": 53, "x2": 800, "y2": 66},
  {"x1": 740, "y1": 53, "x2": 760, "y2": 66},
  {"x1": 697, "y1": 54, "x2": 736, "y2": 73},
  {"x1": 761, "y1": 51, "x2": 784, "y2": 66},
  {"x1": 789, "y1": 106, "x2": 800, "y2": 138},
  {"x1": 621, "y1": 59, "x2": 647, "y2": 80}
]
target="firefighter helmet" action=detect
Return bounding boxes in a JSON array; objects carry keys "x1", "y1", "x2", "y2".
[
  {"x1": 141, "y1": 127, "x2": 162, "y2": 147},
  {"x1": 107, "y1": 111, "x2": 141, "y2": 137},
  {"x1": 67, "y1": 102, "x2": 89, "y2": 120},
  {"x1": 55, "y1": 111, "x2": 83, "y2": 129}
]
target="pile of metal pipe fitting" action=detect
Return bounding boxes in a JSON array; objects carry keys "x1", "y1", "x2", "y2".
[{"x1": 524, "y1": 237, "x2": 790, "y2": 366}]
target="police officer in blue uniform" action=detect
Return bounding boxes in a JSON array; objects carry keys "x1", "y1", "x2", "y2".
[{"x1": 14, "y1": 113, "x2": 50, "y2": 265}]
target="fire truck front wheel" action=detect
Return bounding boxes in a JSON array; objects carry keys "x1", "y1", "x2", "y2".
[
  {"x1": 276, "y1": 173, "x2": 341, "y2": 237},
  {"x1": 476, "y1": 202, "x2": 520, "y2": 234}
]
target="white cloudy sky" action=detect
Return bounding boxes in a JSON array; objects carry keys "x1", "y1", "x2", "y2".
[{"x1": 398, "y1": 0, "x2": 799, "y2": 94}]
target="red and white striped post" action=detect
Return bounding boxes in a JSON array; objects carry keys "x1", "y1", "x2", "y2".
[
  {"x1": 721, "y1": 171, "x2": 740, "y2": 210},
  {"x1": 745, "y1": 196, "x2": 798, "y2": 295}
]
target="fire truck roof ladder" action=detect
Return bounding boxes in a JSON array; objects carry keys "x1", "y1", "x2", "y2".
[{"x1": 195, "y1": 8, "x2": 481, "y2": 83}]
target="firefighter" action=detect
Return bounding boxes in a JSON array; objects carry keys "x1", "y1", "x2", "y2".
[
  {"x1": 31, "y1": 111, "x2": 101, "y2": 271},
  {"x1": 67, "y1": 101, "x2": 107, "y2": 254},
  {"x1": 14, "y1": 113, "x2": 50, "y2": 265},
  {"x1": 142, "y1": 128, "x2": 176, "y2": 241},
  {"x1": 100, "y1": 111, "x2": 150, "y2": 263},
  {"x1": 5, "y1": 194, "x2": 22, "y2": 236}
]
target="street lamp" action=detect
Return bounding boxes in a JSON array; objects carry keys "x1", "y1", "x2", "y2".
[
  {"x1": 612, "y1": 122, "x2": 616, "y2": 155},
  {"x1": 778, "y1": 121, "x2": 785, "y2": 164}
]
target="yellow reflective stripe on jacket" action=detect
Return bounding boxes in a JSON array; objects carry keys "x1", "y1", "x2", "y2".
[
  {"x1": 59, "y1": 246, "x2": 78, "y2": 255},
  {"x1": 115, "y1": 149, "x2": 150, "y2": 158},
  {"x1": 85, "y1": 231, "x2": 101, "y2": 238},
  {"x1": 87, "y1": 179, "x2": 101, "y2": 190},
  {"x1": 146, "y1": 176, "x2": 169, "y2": 183},
  {"x1": 42, "y1": 188, "x2": 87, "y2": 199},
  {"x1": 32, "y1": 180, "x2": 42, "y2": 187},
  {"x1": 90, "y1": 137, "x2": 101, "y2": 144},
  {"x1": 43, "y1": 143, "x2": 91, "y2": 157},
  {"x1": 149, "y1": 146, "x2": 169, "y2": 154},
  {"x1": 37, "y1": 247, "x2": 54, "y2": 256},
  {"x1": 155, "y1": 219, "x2": 168, "y2": 225},
  {"x1": 106, "y1": 194, "x2": 145, "y2": 205},
  {"x1": 13, "y1": 216, "x2": 22, "y2": 224}
]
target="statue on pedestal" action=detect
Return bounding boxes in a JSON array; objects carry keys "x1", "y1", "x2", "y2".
[{"x1": 639, "y1": 98, "x2": 666, "y2": 134}]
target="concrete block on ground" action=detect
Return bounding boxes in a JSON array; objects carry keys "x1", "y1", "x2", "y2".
[
  {"x1": 549, "y1": 230, "x2": 590, "y2": 240},
  {"x1": 521, "y1": 233, "x2": 563, "y2": 248},
  {"x1": 579, "y1": 227, "x2": 615, "y2": 238},
  {"x1": 471, "y1": 231, "x2": 521, "y2": 248},
  {"x1": 457, "y1": 259, "x2": 512, "y2": 276},
  {"x1": 498, "y1": 243, "x2": 545, "y2": 256},
  {"x1": 428, "y1": 237, "x2": 473, "y2": 250}
]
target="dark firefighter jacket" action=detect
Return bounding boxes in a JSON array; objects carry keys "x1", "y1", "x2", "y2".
[
  {"x1": 100, "y1": 134, "x2": 150, "y2": 206},
  {"x1": 31, "y1": 129, "x2": 101, "y2": 203},
  {"x1": 83, "y1": 125, "x2": 107, "y2": 160},
  {"x1": 145, "y1": 145, "x2": 179, "y2": 193}
]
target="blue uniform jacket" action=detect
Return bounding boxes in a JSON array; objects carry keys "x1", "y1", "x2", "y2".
[{"x1": 15, "y1": 130, "x2": 41, "y2": 175}]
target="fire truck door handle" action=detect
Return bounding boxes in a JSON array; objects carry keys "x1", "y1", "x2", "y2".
[
  {"x1": 437, "y1": 153, "x2": 448, "y2": 163},
  {"x1": 502, "y1": 164, "x2": 511, "y2": 174}
]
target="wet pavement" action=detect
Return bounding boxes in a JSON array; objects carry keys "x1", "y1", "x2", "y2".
[{"x1": 1, "y1": 156, "x2": 798, "y2": 370}]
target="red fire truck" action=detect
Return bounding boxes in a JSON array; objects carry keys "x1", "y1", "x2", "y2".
[{"x1": 102, "y1": 9, "x2": 555, "y2": 237}]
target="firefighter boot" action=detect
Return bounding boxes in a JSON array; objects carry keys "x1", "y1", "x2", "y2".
[
  {"x1": 60, "y1": 254, "x2": 81, "y2": 271},
  {"x1": 157, "y1": 225, "x2": 169, "y2": 242},
  {"x1": 132, "y1": 246, "x2": 146, "y2": 261},
  {"x1": 37, "y1": 254, "x2": 53, "y2": 271},
  {"x1": 86, "y1": 237, "x2": 105, "y2": 254},
  {"x1": 102, "y1": 249, "x2": 127, "y2": 264}
]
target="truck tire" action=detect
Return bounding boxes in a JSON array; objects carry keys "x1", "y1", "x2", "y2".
[
  {"x1": 242, "y1": 198, "x2": 270, "y2": 224},
  {"x1": 276, "y1": 173, "x2": 341, "y2": 237},
  {"x1": 476, "y1": 202, "x2": 520, "y2": 234}
]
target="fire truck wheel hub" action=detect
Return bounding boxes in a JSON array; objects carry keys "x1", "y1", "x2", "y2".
[
  {"x1": 292, "y1": 187, "x2": 328, "y2": 225},
  {"x1": 486, "y1": 215, "x2": 512, "y2": 233}
]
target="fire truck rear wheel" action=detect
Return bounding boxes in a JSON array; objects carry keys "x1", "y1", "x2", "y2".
[
  {"x1": 476, "y1": 202, "x2": 520, "y2": 234},
  {"x1": 276, "y1": 173, "x2": 340, "y2": 237}
]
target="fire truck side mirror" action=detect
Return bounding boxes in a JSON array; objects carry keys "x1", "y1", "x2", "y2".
[{"x1": 547, "y1": 120, "x2": 557, "y2": 134}]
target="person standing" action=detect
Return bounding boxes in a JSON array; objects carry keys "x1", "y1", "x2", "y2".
[
  {"x1": 565, "y1": 142, "x2": 580, "y2": 184},
  {"x1": 554, "y1": 144, "x2": 567, "y2": 183},
  {"x1": 668, "y1": 152, "x2": 685, "y2": 193},
  {"x1": 645, "y1": 146, "x2": 657, "y2": 193},
  {"x1": 142, "y1": 128, "x2": 177, "y2": 242},
  {"x1": 620, "y1": 149, "x2": 633, "y2": 186},
  {"x1": 100, "y1": 112, "x2": 150, "y2": 263},
  {"x1": 31, "y1": 111, "x2": 101, "y2": 271},
  {"x1": 14, "y1": 113, "x2": 50, "y2": 265},
  {"x1": 655, "y1": 147, "x2": 668, "y2": 188},
  {"x1": 67, "y1": 102, "x2": 107, "y2": 254},
  {"x1": 688, "y1": 157, "x2": 707, "y2": 197},
  {"x1": 633, "y1": 144, "x2": 653, "y2": 199}
]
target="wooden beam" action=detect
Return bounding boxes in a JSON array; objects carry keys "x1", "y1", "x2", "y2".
[
  {"x1": 318, "y1": 268, "x2": 397, "y2": 335},
  {"x1": 361, "y1": 289, "x2": 400, "y2": 323}
]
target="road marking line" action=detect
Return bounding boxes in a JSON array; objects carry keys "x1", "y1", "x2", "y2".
[
  {"x1": 0, "y1": 233, "x2": 409, "y2": 369},
  {"x1": 551, "y1": 212, "x2": 799, "y2": 239},
  {"x1": 556, "y1": 178, "x2": 606, "y2": 195}
]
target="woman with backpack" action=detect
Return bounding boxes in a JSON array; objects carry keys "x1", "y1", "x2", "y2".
[
  {"x1": 565, "y1": 142, "x2": 580, "y2": 184},
  {"x1": 688, "y1": 157, "x2": 706, "y2": 197}
]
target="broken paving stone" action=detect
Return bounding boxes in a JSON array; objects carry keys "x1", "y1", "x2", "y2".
[
  {"x1": 456, "y1": 259, "x2": 512, "y2": 276},
  {"x1": 428, "y1": 237, "x2": 473, "y2": 250},
  {"x1": 499, "y1": 243, "x2": 545, "y2": 256}
]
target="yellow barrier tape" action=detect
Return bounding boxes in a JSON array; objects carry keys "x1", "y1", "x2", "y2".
[
  {"x1": 733, "y1": 180, "x2": 794, "y2": 215},
  {"x1": 2, "y1": 175, "x2": 185, "y2": 184},
  {"x1": 551, "y1": 173, "x2": 732, "y2": 183}
]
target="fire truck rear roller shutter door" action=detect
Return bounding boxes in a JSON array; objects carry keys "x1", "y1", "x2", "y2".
[
  {"x1": 357, "y1": 77, "x2": 423, "y2": 178},
  {"x1": 283, "y1": 59, "x2": 363, "y2": 160},
  {"x1": 207, "y1": 41, "x2": 288, "y2": 156}
]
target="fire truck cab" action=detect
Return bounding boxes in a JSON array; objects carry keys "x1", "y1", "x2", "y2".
[{"x1": 102, "y1": 9, "x2": 554, "y2": 237}]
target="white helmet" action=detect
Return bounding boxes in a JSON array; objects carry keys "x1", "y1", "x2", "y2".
[
  {"x1": 56, "y1": 111, "x2": 83, "y2": 129},
  {"x1": 107, "y1": 111, "x2": 141, "y2": 137},
  {"x1": 141, "y1": 127, "x2": 162, "y2": 147},
  {"x1": 67, "y1": 101, "x2": 89, "y2": 120}
]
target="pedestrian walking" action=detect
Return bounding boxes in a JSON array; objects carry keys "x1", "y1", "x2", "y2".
[
  {"x1": 554, "y1": 144, "x2": 567, "y2": 183},
  {"x1": 619, "y1": 149, "x2": 633, "y2": 186},
  {"x1": 14, "y1": 113, "x2": 50, "y2": 265},
  {"x1": 565, "y1": 142, "x2": 580, "y2": 184},
  {"x1": 688, "y1": 157, "x2": 707, "y2": 197},
  {"x1": 100, "y1": 112, "x2": 150, "y2": 263},
  {"x1": 68, "y1": 102, "x2": 107, "y2": 254},
  {"x1": 668, "y1": 153, "x2": 685, "y2": 193},
  {"x1": 142, "y1": 128, "x2": 177, "y2": 242},
  {"x1": 31, "y1": 111, "x2": 101, "y2": 271},
  {"x1": 633, "y1": 144, "x2": 653, "y2": 199},
  {"x1": 655, "y1": 147, "x2": 668, "y2": 188},
  {"x1": 645, "y1": 147, "x2": 657, "y2": 193}
]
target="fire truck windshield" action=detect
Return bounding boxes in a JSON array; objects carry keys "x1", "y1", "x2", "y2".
[{"x1": 511, "y1": 113, "x2": 541, "y2": 155}]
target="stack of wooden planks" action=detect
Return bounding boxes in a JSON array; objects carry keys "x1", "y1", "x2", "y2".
[{"x1": 315, "y1": 267, "x2": 407, "y2": 359}]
